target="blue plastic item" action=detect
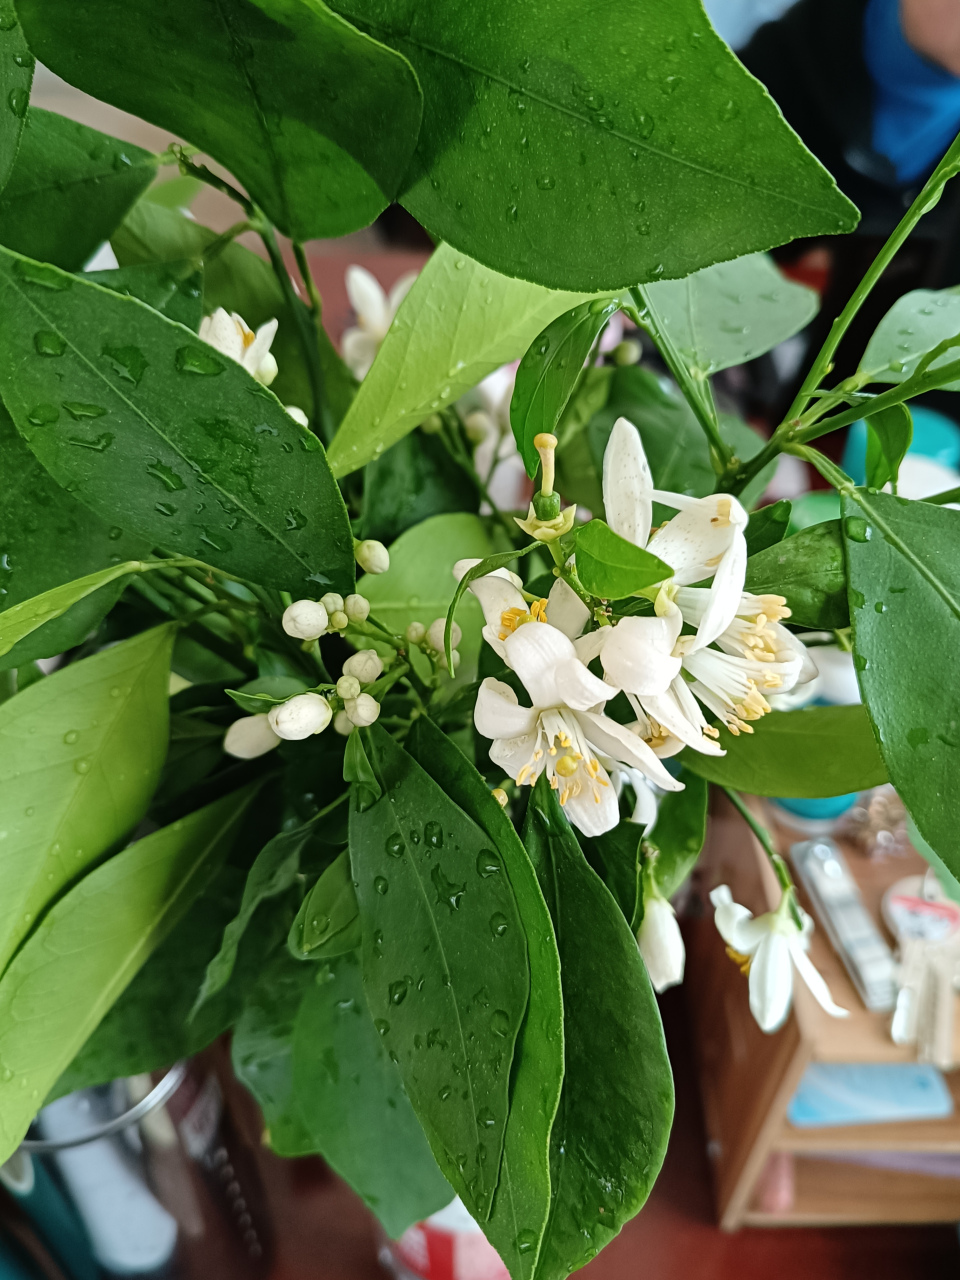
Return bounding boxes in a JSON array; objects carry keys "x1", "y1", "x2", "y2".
[
  {"x1": 788, "y1": 1062, "x2": 954, "y2": 1127},
  {"x1": 842, "y1": 406, "x2": 960, "y2": 485},
  {"x1": 773, "y1": 794, "x2": 859, "y2": 821}
]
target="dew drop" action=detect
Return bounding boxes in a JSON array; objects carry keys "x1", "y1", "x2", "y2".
[
  {"x1": 385, "y1": 833, "x2": 405, "y2": 858},
  {"x1": 63, "y1": 402, "x2": 106, "y2": 420},
  {"x1": 719, "y1": 100, "x2": 740, "y2": 122},
  {"x1": 374, "y1": 1019, "x2": 390, "y2": 1036},
  {"x1": 424, "y1": 821, "x2": 443, "y2": 849},
  {"x1": 285, "y1": 507, "x2": 307, "y2": 531},
  {"x1": 476, "y1": 850, "x2": 501, "y2": 878},
  {"x1": 439, "y1": 1084, "x2": 452, "y2": 1101},
  {"x1": 102, "y1": 344, "x2": 148, "y2": 385},
  {"x1": 7, "y1": 86, "x2": 27, "y2": 118},
  {"x1": 74, "y1": 758, "x2": 90, "y2": 775},
  {"x1": 388, "y1": 978, "x2": 409, "y2": 1005},
  {"x1": 155, "y1": 501, "x2": 177, "y2": 517},
  {"x1": 175, "y1": 345, "x2": 224, "y2": 376},
  {"x1": 24, "y1": 807, "x2": 34, "y2": 817},
  {"x1": 478, "y1": 1107, "x2": 496, "y2": 1128},
  {"x1": 516, "y1": 1230, "x2": 538, "y2": 1255},
  {"x1": 0, "y1": 9, "x2": 17, "y2": 30},
  {"x1": 490, "y1": 1009, "x2": 511, "y2": 1037},
  {"x1": 27, "y1": 403, "x2": 58, "y2": 426},
  {"x1": 635, "y1": 112, "x2": 655, "y2": 139},
  {"x1": 34, "y1": 330, "x2": 66, "y2": 357},
  {"x1": 409, "y1": 829, "x2": 421, "y2": 845},
  {"x1": 536, "y1": 175, "x2": 556, "y2": 191},
  {"x1": 844, "y1": 516, "x2": 870, "y2": 543},
  {"x1": 374, "y1": 875, "x2": 389, "y2": 896},
  {"x1": 146, "y1": 459, "x2": 186, "y2": 492},
  {"x1": 489, "y1": 912, "x2": 509, "y2": 938},
  {"x1": 63, "y1": 730, "x2": 79, "y2": 745}
]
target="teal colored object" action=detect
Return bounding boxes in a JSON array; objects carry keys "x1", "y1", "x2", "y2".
[
  {"x1": 786, "y1": 489, "x2": 841, "y2": 534},
  {"x1": 788, "y1": 1062, "x2": 953, "y2": 1127},
  {"x1": 906, "y1": 814, "x2": 960, "y2": 904},
  {"x1": 842, "y1": 406, "x2": 960, "y2": 485},
  {"x1": 773, "y1": 793, "x2": 858, "y2": 821}
]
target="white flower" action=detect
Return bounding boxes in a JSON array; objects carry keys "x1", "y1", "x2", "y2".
[
  {"x1": 345, "y1": 693, "x2": 381, "y2": 726},
  {"x1": 223, "y1": 715, "x2": 281, "y2": 759},
  {"x1": 637, "y1": 892, "x2": 685, "y2": 992},
  {"x1": 459, "y1": 563, "x2": 682, "y2": 837},
  {"x1": 341, "y1": 265, "x2": 418, "y2": 379},
  {"x1": 710, "y1": 885, "x2": 849, "y2": 1033},
  {"x1": 199, "y1": 308, "x2": 279, "y2": 386},
  {"x1": 285, "y1": 406, "x2": 308, "y2": 427},
  {"x1": 282, "y1": 599, "x2": 328, "y2": 641},
  {"x1": 464, "y1": 365, "x2": 530, "y2": 512},
  {"x1": 342, "y1": 649, "x2": 383, "y2": 685},
  {"x1": 268, "y1": 693, "x2": 332, "y2": 740},
  {"x1": 355, "y1": 539, "x2": 390, "y2": 575}
]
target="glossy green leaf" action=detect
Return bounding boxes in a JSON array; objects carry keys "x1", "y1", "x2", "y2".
[
  {"x1": 357, "y1": 513, "x2": 493, "y2": 680},
  {"x1": 574, "y1": 519, "x2": 671, "y2": 599},
  {"x1": 0, "y1": 407, "x2": 150, "y2": 669},
  {"x1": 0, "y1": 0, "x2": 33, "y2": 195},
  {"x1": 361, "y1": 430, "x2": 479, "y2": 545},
  {"x1": 87, "y1": 260, "x2": 205, "y2": 331},
  {"x1": 865, "y1": 404, "x2": 913, "y2": 491},
  {"x1": 351, "y1": 725, "x2": 529, "y2": 1224},
  {"x1": 331, "y1": 0, "x2": 856, "y2": 290},
  {"x1": 233, "y1": 950, "x2": 453, "y2": 1236},
  {"x1": 53, "y1": 861, "x2": 280, "y2": 1099},
  {"x1": 407, "y1": 716, "x2": 563, "y2": 1280},
  {"x1": 0, "y1": 246, "x2": 355, "y2": 596},
  {"x1": 0, "y1": 110, "x2": 156, "y2": 270},
  {"x1": 113, "y1": 199, "x2": 357, "y2": 434},
  {"x1": 327, "y1": 244, "x2": 590, "y2": 478},
  {"x1": 194, "y1": 812, "x2": 328, "y2": 1011},
  {"x1": 744, "y1": 499, "x2": 791, "y2": 556},
  {"x1": 861, "y1": 288, "x2": 960, "y2": 390},
  {"x1": 18, "y1": 0, "x2": 423, "y2": 243},
  {"x1": 646, "y1": 770, "x2": 708, "y2": 900},
  {"x1": 510, "y1": 298, "x2": 622, "y2": 475},
  {"x1": 744, "y1": 520, "x2": 848, "y2": 629},
  {"x1": 640, "y1": 253, "x2": 818, "y2": 377},
  {"x1": 0, "y1": 789, "x2": 251, "y2": 1162},
  {"x1": 680, "y1": 704, "x2": 886, "y2": 797},
  {"x1": 579, "y1": 822, "x2": 643, "y2": 931},
  {"x1": 288, "y1": 850, "x2": 360, "y2": 959},
  {"x1": 843, "y1": 492, "x2": 960, "y2": 878},
  {"x1": 0, "y1": 624, "x2": 174, "y2": 973},
  {"x1": 344, "y1": 727, "x2": 382, "y2": 812},
  {"x1": 522, "y1": 775, "x2": 673, "y2": 1280}
]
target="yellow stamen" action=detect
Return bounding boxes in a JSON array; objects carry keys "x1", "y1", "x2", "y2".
[
  {"x1": 241, "y1": 327, "x2": 256, "y2": 349},
  {"x1": 725, "y1": 945, "x2": 752, "y2": 976}
]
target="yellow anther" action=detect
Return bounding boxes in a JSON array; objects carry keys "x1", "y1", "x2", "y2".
[
  {"x1": 491, "y1": 788, "x2": 509, "y2": 808},
  {"x1": 241, "y1": 327, "x2": 256, "y2": 349},
  {"x1": 725, "y1": 945, "x2": 752, "y2": 976},
  {"x1": 560, "y1": 787, "x2": 571, "y2": 806},
  {"x1": 555, "y1": 753, "x2": 581, "y2": 778}
]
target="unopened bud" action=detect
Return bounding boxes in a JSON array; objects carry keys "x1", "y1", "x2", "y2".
[
  {"x1": 345, "y1": 693, "x2": 380, "y2": 727},
  {"x1": 637, "y1": 894, "x2": 685, "y2": 993},
  {"x1": 438, "y1": 648, "x2": 461, "y2": 672},
  {"x1": 345, "y1": 594, "x2": 370, "y2": 622},
  {"x1": 342, "y1": 649, "x2": 383, "y2": 684},
  {"x1": 612, "y1": 338, "x2": 642, "y2": 367},
  {"x1": 464, "y1": 409, "x2": 494, "y2": 445},
  {"x1": 405, "y1": 621, "x2": 426, "y2": 645},
  {"x1": 420, "y1": 413, "x2": 444, "y2": 434},
  {"x1": 282, "y1": 599, "x2": 328, "y2": 641},
  {"x1": 267, "y1": 692, "x2": 332, "y2": 740},
  {"x1": 329, "y1": 610, "x2": 349, "y2": 631},
  {"x1": 285, "y1": 405, "x2": 309, "y2": 427},
  {"x1": 426, "y1": 618, "x2": 461, "y2": 652},
  {"x1": 223, "y1": 715, "x2": 281, "y2": 759},
  {"x1": 255, "y1": 351, "x2": 279, "y2": 387},
  {"x1": 333, "y1": 710, "x2": 353, "y2": 736},
  {"x1": 337, "y1": 675, "x2": 361, "y2": 700},
  {"x1": 321, "y1": 593, "x2": 344, "y2": 615},
  {"x1": 355, "y1": 538, "x2": 390, "y2": 575}
]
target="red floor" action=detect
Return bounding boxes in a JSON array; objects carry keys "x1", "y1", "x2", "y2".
[{"x1": 262, "y1": 991, "x2": 960, "y2": 1280}]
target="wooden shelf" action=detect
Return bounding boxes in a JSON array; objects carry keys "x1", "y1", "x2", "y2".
[
  {"x1": 744, "y1": 1157, "x2": 960, "y2": 1226},
  {"x1": 775, "y1": 1072, "x2": 960, "y2": 1153}
]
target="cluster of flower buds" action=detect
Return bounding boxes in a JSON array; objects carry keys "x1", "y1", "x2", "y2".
[
  {"x1": 405, "y1": 618, "x2": 461, "y2": 672},
  {"x1": 281, "y1": 592, "x2": 370, "y2": 641},
  {"x1": 354, "y1": 538, "x2": 390, "y2": 576}
]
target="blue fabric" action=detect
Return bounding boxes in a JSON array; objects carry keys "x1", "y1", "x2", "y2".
[{"x1": 864, "y1": 0, "x2": 960, "y2": 183}]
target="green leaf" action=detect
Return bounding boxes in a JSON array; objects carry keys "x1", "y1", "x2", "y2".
[
  {"x1": 0, "y1": 0, "x2": 33, "y2": 195},
  {"x1": 53, "y1": 862, "x2": 282, "y2": 1098},
  {"x1": 842, "y1": 491, "x2": 960, "y2": 878},
  {"x1": 0, "y1": 406, "x2": 150, "y2": 669},
  {"x1": 330, "y1": 0, "x2": 856, "y2": 290},
  {"x1": 357, "y1": 512, "x2": 493, "y2": 680},
  {"x1": 510, "y1": 298, "x2": 623, "y2": 475},
  {"x1": 579, "y1": 822, "x2": 643, "y2": 931},
  {"x1": 327, "y1": 244, "x2": 591, "y2": 478},
  {"x1": 679, "y1": 705, "x2": 886, "y2": 797},
  {"x1": 17, "y1": 0, "x2": 423, "y2": 243},
  {"x1": 87, "y1": 260, "x2": 205, "y2": 331},
  {"x1": 865, "y1": 403, "x2": 913, "y2": 491},
  {"x1": 646, "y1": 770, "x2": 708, "y2": 901},
  {"x1": 407, "y1": 716, "x2": 563, "y2": 1280},
  {"x1": 641, "y1": 253, "x2": 819, "y2": 377},
  {"x1": 744, "y1": 499, "x2": 791, "y2": 556},
  {"x1": 0, "y1": 110, "x2": 156, "y2": 270},
  {"x1": 0, "y1": 788, "x2": 252, "y2": 1162},
  {"x1": 233, "y1": 950, "x2": 453, "y2": 1236},
  {"x1": 744, "y1": 520, "x2": 849, "y2": 629},
  {"x1": 113, "y1": 198, "x2": 357, "y2": 433},
  {"x1": 193, "y1": 812, "x2": 328, "y2": 1011},
  {"x1": 0, "y1": 246, "x2": 355, "y2": 596},
  {"x1": 351, "y1": 725, "x2": 530, "y2": 1224},
  {"x1": 361, "y1": 430, "x2": 479, "y2": 545},
  {"x1": 288, "y1": 850, "x2": 360, "y2": 959},
  {"x1": 861, "y1": 288, "x2": 960, "y2": 390},
  {"x1": 344, "y1": 727, "x2": 382, "y2": 811},
  {"x1": 574, "y1": 519, "x2": 671, "y2": 599},
  {"x1": 0, "y1": 624, "x2": 175, "y2": 973},
  {"x1": 522, "y1": 775, "x2": 673, "y2": 1280}
]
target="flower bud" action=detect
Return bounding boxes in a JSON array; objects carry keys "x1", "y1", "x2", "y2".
[
  {"x1": 285, "y1": 405, "x2": 309, "y2": 427},
  {"x1": 438, "y1": 648, "x2": 461, "y2": 672},
  {"x1": 405, "y1": 621, "x2": 426, "y2": 645},
  {"x1": 612, "y1": 338, "x2": 642, "y2": 367},
  {"x1": 345, "y1": 693, "x2": 380, "y2": 727},
  {"x1": 355, "y1": 538, "x2": 390, "y2": 575},
  {"x1": 342, "y1": 649, "x2": 383, "y2": 685},
  {"x1": 344, "y1": 594, "x2": 370, "y2": 622},
  {"x1": 637, "y1": 895, "x2": 685, "y2": 993},
  {"x1": 333, "y1": 710, "x2": 353, "y2": 736},
  {"x1": 321, "y1": 593, "x2": 344, "y2": 615},
  {"x1": 337, "y1": 674, "x2": 361, "y2": 700},
  {"x1": 464, "y1": 410, "x2": 494, "y2": 445},
  {"x1": 268, "y1": 692, "x2": 332, "y2": 740},
  {"x1": 282, "y1": 599, "x2": 328, "y2": 641},
  {"x1": 426, "y1": 618, "x2": 461, "y2": 653},
  {"x1": 223, "y1": 715, "x2": 281, "y2": 759},
  {"x1": 420, "y1": 413, "x2": 444, "y2": 434},
  {"x1": 329, "y1": 610, "x2": 349, "y2": 631},
  {"x1": 255, "y1": 351, "x2": 279, "y2": 387}
]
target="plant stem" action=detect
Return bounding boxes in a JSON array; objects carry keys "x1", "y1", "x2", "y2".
[
  {"x1": 723, "y1": 787, "x2": 804, "y2": 928},
  {"x1": 438, "y1": 421, "x2": 524, "y2": 546}
]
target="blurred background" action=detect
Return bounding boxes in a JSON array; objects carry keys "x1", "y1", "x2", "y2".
[{"x1": 8, "y1": 2, "x2": 960, "y2": 1278}]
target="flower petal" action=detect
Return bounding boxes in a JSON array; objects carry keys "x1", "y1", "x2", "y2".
[
  {"x1": 553, "y1": 656, "x2": 618, "y2": 711},
  {"x1": 602, "y1": 417, "x2": 652, "y2": 548},
  {"x1": 749, "y1": 933, "x2": 795, "y2": 1033},
  {"x1": 648, "y1": 494, "x2": 749, "y2": 587},
  {"x1": 200, "y1": 307, "x2": 244, "y2": 362},
  {"x1": 686, "y1": 533, "x2": 748, "y2": 651},
  {"x1": 638, "y1": 683, "x2": 724, "y2": 756},
  {"x1": 475, "y1": 678, "x2": 538, "y2": 740},
  {"x1": 710, "y1": 886, "x2": 758, "y2": 951},
  {"x1": 243, "y1": 318, "x2": 279, "y2": 377},
  {"x1": 502, "y1": 623, "x2": 577, "y2": 707},
  {"x1": 341, "y1": 328, "x2": 380, "y2": 380},
  {"x1": 387, "y1": 270, "x2": 419, "y2": 316},
  {"x1": 561, "y1": 767, "x2": 620, "y2": 837},
  {"x1": 345, "y1": 265, "x2": 390, "y2": 336},
  {"x1": 788, "y1": 938, "x2": 850, "y2": 1019},
  {"x1": 575, "y1": 710, "x2": 683, "y2": 791},
  {"x1": 622, "y1": 767, "x2": 660, "y2": 827},
  {"x1": 490, "y1": 731, "x2": 539, "y2": 780},
  {"x1": 599, "y1": 615, "x2": 682, "y2": 696},
  {"x1": 574, "y1": 628, "x2": 608, "y2": 665},
  {"x1": 546, "y1": 577, "x2": 591, "y2": 640},
  {"x1": 461, "y1": 569, "x2": 527, "y2": 632}
]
